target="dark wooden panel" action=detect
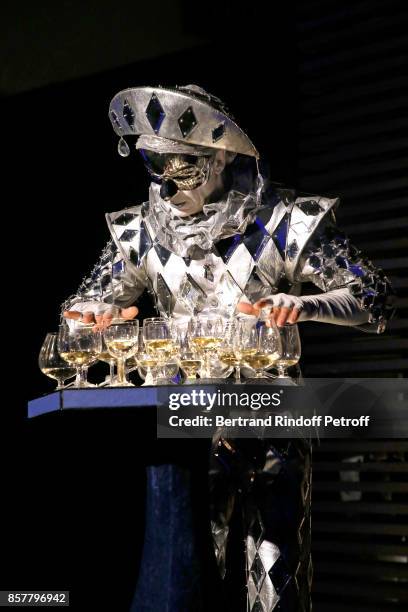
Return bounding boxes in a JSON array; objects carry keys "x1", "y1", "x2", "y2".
[
  {"x1": 313, "y1": 442, "x2": 408, "y2": 452},
  {"x1": 313, "y1": 501, "x2": 408, "y2": 515},
  {"x1": 314, "y1": 522, "x2": 408, "y2": 536},
  {"x1": 313, "y1": 541, "x2": 408, "y2": 556},
  {"x1": 313, "y1": 561, "x2": 408, "y2": 580},
  {"x1": 313, "y1": 481, "x2": 408, "y2": 493},
  {"x1": 297, "y1": 3, "x2": 407, "y2": 610},
  {"x1": 314, "y1": 462, "x2": 408, "y2": 473},
  {"x1": 312, "y1": 580, "x2": 408, "y2": 602}
]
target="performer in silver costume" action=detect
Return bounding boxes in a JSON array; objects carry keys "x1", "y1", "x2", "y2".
[{"x1": 63, "y1": 85, "x2": 393, "y2": 612}]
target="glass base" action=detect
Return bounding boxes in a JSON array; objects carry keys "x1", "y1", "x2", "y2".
[
  {"x1": 71, "y1": 381, "x2": 97, "y2": 389},
  {"x1": 107, "y1": 379, "x2": 134, "y2": 387},
  {"x1": 245, "y1": 372, "x2": 274, "y2": 384},
  {"x1": 183, "y1": 377, "x2": 198, "y2": 385},
  {"x1": 155, "y1": 378, "x2": 175, "y2": 386}
]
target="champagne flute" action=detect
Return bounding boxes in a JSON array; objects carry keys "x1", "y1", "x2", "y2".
[
  {"x1": 276, "y1": 324, "x2": 301, "y2": 378},
  {"x1": 39, "y1": 332, "x2": 76, "y2": 389},
  {"x1": 57, "y1": 323, "x2": 102, "y2": 388},
  {"x1": 103, "y1": 320, "x2": 139, "y2": 386},
  {"x1": 189, "y1": 315, "x2": 223, "y2": 378},
  {"x1": 242, "y1": 320, "x2": 282, "y2": 379}
]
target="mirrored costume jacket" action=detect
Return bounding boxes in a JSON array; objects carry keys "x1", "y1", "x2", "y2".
[
  {"x1": 63, "y1": 185, "x2": 393, "y2": 612},
  {"x1": 65, "y1": 186, "x2": 392, "y2": 333}
]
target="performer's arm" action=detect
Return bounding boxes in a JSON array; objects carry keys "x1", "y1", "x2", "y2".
[
  {"x1": 293, "y1": 210, "x2": 395, "y2": 333},
  {"x1": 239, "y1": 210, "x2": 394, "y2": 333},
  {"x1": 62, "y1": 238, "x2": 148, "y2": 326}
]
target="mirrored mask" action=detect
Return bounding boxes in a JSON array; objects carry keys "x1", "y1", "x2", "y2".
[{"x1": 139, "y1": 149, "x2": 212, "y2": 191}]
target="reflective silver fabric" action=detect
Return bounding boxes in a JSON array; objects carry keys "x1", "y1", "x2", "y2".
[
  {"x1": 144, "y1": 181, "x2": 263, "y2": 259},
  {"x1": 210, "y1": 436, "x2": 313, "y2": 612},
  {"x1": 109, "y1": 85, "x2": 259, "y2": 158},
  {"x1": 136, "y1": 134, "x2": 215, "y2": 156},
  {"x1": 64, "y1": 188, "x2": 393, "y2": 334}
]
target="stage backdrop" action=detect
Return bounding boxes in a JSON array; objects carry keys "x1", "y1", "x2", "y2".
[{"x1": 4, "y1": 1, "x2": 407, "y2": 610}]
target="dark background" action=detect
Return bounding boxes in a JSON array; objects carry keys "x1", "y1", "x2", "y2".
[{"x1": 3, "y1": 1, "x2": 407, "y2": 610}]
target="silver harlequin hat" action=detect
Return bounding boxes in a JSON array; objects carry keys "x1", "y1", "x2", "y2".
[{"x1": 108, "y1": 84, "x2": 259, "y2": 159}]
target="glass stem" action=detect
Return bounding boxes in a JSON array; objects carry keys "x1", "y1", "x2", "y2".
[
  {"x1": 205, "y1": 352, "x2": 211, "y2": 378},
  {"x1": 145, "y1": 366, "x2": 154, "y2": 385},
  {"x1": 235, "y1": 365, "x2": 241, "y2": 382},
  {"x1": 277, "y1": 365, "x2": 287, "y2": 378},
  {"x1": 56, "y1": 379, "x2": 65, "y2": 390},
  {"x1": 158, "y1": 360, "x2": 166, "y2": 380},
  {"x1": 75, "y1": 368, "x2": 81, "y2": 388},
  {"x1": 117, "y1": 358, "x2": 126, "y2": 385},
  {"x1": 109, "y1": 360, "x2": 115, "y2": 385},
  {"x1": 75, "y1": 366, "x2": 88, "y2": 388}
]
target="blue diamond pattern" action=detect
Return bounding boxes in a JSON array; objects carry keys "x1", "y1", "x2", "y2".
[
  {"x1": 268, "y1": 555, "x2": 291, "y2": 595},
  {"x1": 250, "y1": 553, "x2": 266, "y2": 589},
  {"x1": 215, "y1": 235, "x2": 242, "y2": 263},
  {"x1": 120, "y1": 229, "x2": 138, "y2": 242},
  {"x1": 249, "y1": 516, "x2": 265, "y2": 550},
  {"x1": 324, "y1": 266, "x2": 335, "y2": 279},
  {"x1": 348, "y1": 264, "x2": 365, "y2": 277},
  {"x1": 257, "y1": 204, "x2": 275, "y2": 226},
  {"x1": 154, "y1": 243, "x2": 172, "y2": 266},
  {"x1": 139, "y1": 221, "x2": 153, "y2": 260},
  {"x1": 91, "y1": 266, "x2": 101, "y2": 281},
  {"x1": 178, "y1": 106, "x2": 198, "y2": 137},
  {"x1": 112, "y1": 260, "x2": 125, "y2": 278},
  {"x1": 146, "y1": 93, "x2": 166, "y2": 134},
  {"x1": 251, "y1": 596, "x2": 264, "y2": 612},
  {"x1": 272, "y1": 214, "x2": 289, "y2": 259},
  {"x1": 297, "y1": 200, "x2": 323, "y2": 216},
  {"x1": 243, "y1": 218, "x2": 270, "y2": 261},
  {"x1": 100, "y1": 273, "x2": 111, "y2": 290},
  {"x1": 287, "y1": 239, "x2": 298, "y2": 260},
  {"x1": 110, "y1": 110, "x2": 121, "y2": 130},
  {"x1": 156, "y1": 273, "x2": 172, "y2": 314},
  {"x1": 322, "y1": 243, "x2": 335, "y2": 257},
  {"x1": 113, "y1": 212, "x2": 137, "y2": 226},
  {"x1": 335, "y1": 255, "x2": 347, "y2": 268},
  {"x1": 129, "y1": 247, "x2": 139, "y2": 266},
  {"x1": 123, "y1": 99, "x2": 135, "y2": 130},
  {"x1": 212, "y1": 122, "x2": 225, "y2": 142},
  {"x1": 308, "y1": 254, "x2": 321, "y2": 269}
]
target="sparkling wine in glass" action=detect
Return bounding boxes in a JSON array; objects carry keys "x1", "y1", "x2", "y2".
[
  {"x1": 143, "y1": 320, "x2": 174, "y2": 382},
  {"x1": 189, "y1": 316, "x2": 223, "y2": 378},
  {"x1": 39, "y1": 332, "x2": 76, "y2": 389},
  {"x1": 97, "y1": 335, "x2": 117, "y2": 386},
  {"x1": 276, "y1": 324, "x2": 301, "y2": 378},
  {"x1": 58, "y1": 323, "x2": 101, "y2": 388},
  {"x1": 242, "y1": 319, "x2": 282, "y2": 379},
  {"x1": 136, "y1": 328, "x2": 159, "y2": 386},
  {"x1": 218, "y1": 318, "x2": 244, "y2": 382},
  {"x1": 103, "y1": 320, "x2": 139, "y2": 386},
  {"x1": 174, "y1": 324, "x2": 202, "y2": 383}
]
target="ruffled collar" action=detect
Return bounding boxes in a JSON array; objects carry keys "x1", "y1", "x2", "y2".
[{"x1": 144, "y1": 181, "x2": 263, "y2": 259}]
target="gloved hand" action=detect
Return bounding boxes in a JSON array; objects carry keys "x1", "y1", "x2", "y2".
[
  {"x1": 237, "y1": 293, "x2": 303, "y2": 326},
  {"x1": 64, "y1": 301, "x2": 138, "y2": 330},
  {"x1": 237, "y1": 288, "x2": 371, "y2": 328}
]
